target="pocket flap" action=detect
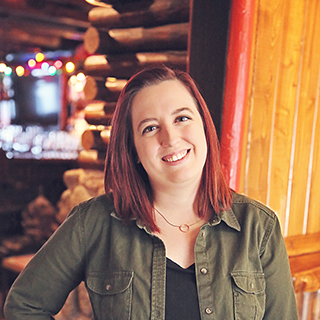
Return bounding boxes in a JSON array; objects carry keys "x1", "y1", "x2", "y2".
[
  {"x1": 87, "y1": 271, "x2": 134, "y2": 295},
  {"x1": 231, "y1": 271, "x2": 265, "y2": 294}
]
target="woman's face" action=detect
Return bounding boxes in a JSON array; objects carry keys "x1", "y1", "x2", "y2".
[{"x1": 131, "y1": 80, "x2": 207, "y2": 192}]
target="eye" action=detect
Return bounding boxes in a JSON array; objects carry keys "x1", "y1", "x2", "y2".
[
  {"x1": 176, "y1": 115, "x2": 190, "y2": 123},
  {"x1": 142, "y1": 125, "x2": 157, "y2": 135}
]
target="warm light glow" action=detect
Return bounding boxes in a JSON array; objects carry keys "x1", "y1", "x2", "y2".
[
  {"x1": 85, "y1": 0, "x2": 112, "y2": 7},
  {"x1": 35, "y1": 53, "x2": 45, "y2": 62},
  {"x1": 48, "y1": 66, "x2": 57, "y2": 76},
  {"x1": 15, "y1": 66, "x2": 25, "y2": 77},
  {"x1": 28, "y1": 59, "x2": 36, "y2": 68},
  {"x1": 54, "y1": 60, "x2": 63, "y2": 69},
  {"x1": 0, "y1": 63, "x2": 7, "y2": 73},
  {"x1": 76, "y1": 72, "x2": 86, "y2": 81},
  {"x1": 69, "y1": 75, "x2": 77, "y2": 85},
  {"x1": 75, "y1": 81, "x2": 84, "y2": 92},
  {"x1": 65, "y1": 61, "x2": 75, "y2": 73},
  {"x1": 4, "y1": 66, "x2": 12, "y2": 76}
]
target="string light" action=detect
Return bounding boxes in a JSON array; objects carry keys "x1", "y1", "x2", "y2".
[
  {"x1": 35, "y1": 53, "x2": 45, "y2": 62},
  {"x1": 0, "y1": 63, "x2": 7, "y2": 73},
  {"x1": 4, "y1": 66, "x2": 13, "y2": 76},
  {"x1": 15, "y1": 66, "x2": 25, "y2": 77},
  {"x1": 54, "y1": 60, "x2": 63, "y2": 69},
  {"x1": 65, "y1": 61, "x2": 75, "y2": 73},
  {"x1": 48, "y1": 66, "x2": 57, "y2": 76},
  {"x1": 41, "y1": 62, "x2": 49, "y2": 70},
  {"x1": 28, "y1": 59, "x2": 36, "y2": 68}
]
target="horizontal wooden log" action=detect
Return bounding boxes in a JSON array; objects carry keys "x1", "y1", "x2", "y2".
[
  {"x1": 88, "y1": 0, "x2": 190, "y2": 29},
  {"x1": 286, "y1": 233, "x2": 320, "y2": 293},
  {"x1": 95, "y1": 0, "x2": 141, "y2": 4},
  {"x1": 83, "y1": 76, "x2": 126, "y2": 101},
  {"x1": 285, "y1": 232, "x2": 320, "y2": 257},
  {"x1": 81, "y1": 126, "x2": 111, "y2": 151},
  {"x1": 84, "y1": 23, "x2": 188, "y2": 54},
  {"x1": 292, "y1": 265, "x2": 320, "y2": 293},
  {"x1": 1, "y1": 17, "x2": 85, "y2": 44},
  {"x1": 77, "y1": 150, "x2": 105, "y2": 170},
  {"x1": 84, "y1": 102, "x2": 116, "y2": 126},
  {"x1": 84, "y1": 51, "x2": 187, "y2": 78},
  {"x1": 0, "y1": 0, "x2": 90, "y2": 28},
  {"x1": 0, "y1": 27, "x2": 61, "y2": 49}
]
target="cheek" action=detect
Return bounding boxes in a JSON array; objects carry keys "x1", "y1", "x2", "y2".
[{"x1": 135, "y1": 139, "x2": 154, "y2": 163}]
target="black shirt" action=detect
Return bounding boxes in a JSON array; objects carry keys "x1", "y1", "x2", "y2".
[{"x1": 165, "y1": 258, "x2": 201, "y2": 320}]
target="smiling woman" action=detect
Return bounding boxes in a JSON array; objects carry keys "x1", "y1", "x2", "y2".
[
  {"x1": 4, "y1": 65, "x2": 298, "y2": 320},
  {"x1": 131, "y1": 80, "x2": 207, "y2": 195}
]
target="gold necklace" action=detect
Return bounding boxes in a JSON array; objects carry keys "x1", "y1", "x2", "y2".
[{"x1": 154, "y1": 207, "x2": 202, "y2": 233}]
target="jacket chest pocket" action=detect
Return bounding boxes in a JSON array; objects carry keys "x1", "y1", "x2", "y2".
[
  {"x1": 231, "y1": 271, "x2": 266, "y2": 320},
  {"x1": 87, "y1": 271, "x2": 134, "y2": 320}
]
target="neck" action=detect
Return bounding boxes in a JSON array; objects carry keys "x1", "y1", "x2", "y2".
[{"x1": 153, "y1": 184, "x2": 199, "y2": 215}]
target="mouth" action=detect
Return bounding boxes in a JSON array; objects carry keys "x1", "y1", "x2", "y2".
[{"x1": 162, "y1": 149, "x2": 190, "y2": 163}]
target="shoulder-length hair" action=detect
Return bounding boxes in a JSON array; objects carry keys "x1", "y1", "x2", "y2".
[{"x1": 104, "y1": 65, "x2": 232, "y2": 232}]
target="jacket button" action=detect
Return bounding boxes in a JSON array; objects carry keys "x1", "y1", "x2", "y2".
[
  {"x1": 106, "y1": 285, "x2": 111, "y2": 291},
  {"x1": 200, "y1": 268, "x2": 208, "y2": 275},
  {"x1": 205, "y1": 307, "x2": 213, "y2": 314}
]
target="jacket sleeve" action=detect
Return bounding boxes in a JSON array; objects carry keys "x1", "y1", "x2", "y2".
[
  {"x1": 4, "y1": 205, "x2": 86, "y2": 320},
  {"x1": 260, "y1": 214, "x2": 298, "y2": 319}
]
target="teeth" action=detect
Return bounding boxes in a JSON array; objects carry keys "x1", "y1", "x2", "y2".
[{"x1": 163, "y1": 150, "x2": 188, "y2": 162}]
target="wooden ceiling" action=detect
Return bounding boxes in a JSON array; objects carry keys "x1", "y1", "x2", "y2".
[{"x1": 0, "y1": 0, "x2": 93, "y2": 60}]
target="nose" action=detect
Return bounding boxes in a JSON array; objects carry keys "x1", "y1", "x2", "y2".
[{"x1": 159, "y1": 125, "x2": 178, "y2": 147}]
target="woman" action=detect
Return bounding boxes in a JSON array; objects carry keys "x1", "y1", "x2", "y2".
[{"x1": 4, "y1": 65, "x2": 298, "y2": 319}]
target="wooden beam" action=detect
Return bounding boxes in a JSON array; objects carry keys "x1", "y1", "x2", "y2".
[
  {"x1": 84, "y1": 102, "x2": 116, "y2": 126},
  {"x1": 84, "y1": 23, "x2": 188, "y2": 54},
  {"x1": 81, "y1": 127, "x2": 111, "y2": 151},
  {"x1": 83, "y1": 76, "x2": 126, "y2": 101},
  {"x1": 84, "y1": 51, "x2": 187, "y2": 78},
  {"x1": 0, "y1": 1, "x2": 90, "y2": 29},
  {"x1": 0, "y1": 27, "x2": 61, "y2": 49},
  {"x1": 0, "y1": 17, "x2": 85, "y2": 43},
  {"x1": 88, "y1": 0, "x2": 190, "y2": 28}
]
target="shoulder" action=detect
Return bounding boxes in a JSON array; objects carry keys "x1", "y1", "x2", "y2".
[
  {"x1": 66, "y1": 194, "x2": 117, "y2": 228},
  {"x1": 229, "y1": 192, "x2": 283, "y2": 255},
  {"x1": 230, "y1": 192, "x2": 279, "y2": 238},
  {"x1": 231, "y1": 192, "x2": 276, "y2": 220}
]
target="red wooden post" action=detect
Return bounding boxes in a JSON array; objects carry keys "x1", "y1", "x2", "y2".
[{"x1": 220, "y1": 0, "x2": 255, "y2": 190}]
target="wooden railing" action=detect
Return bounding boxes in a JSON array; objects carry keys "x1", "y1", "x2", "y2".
[{"x1": 285, "y1": 233, "x2": 320, "y2": 319}]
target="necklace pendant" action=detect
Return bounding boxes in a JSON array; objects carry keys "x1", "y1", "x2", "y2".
[{"x1": 179, "y1": 224, "x2": 190, "y2": 233}]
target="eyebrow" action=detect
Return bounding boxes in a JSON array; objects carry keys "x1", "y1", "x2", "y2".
[{"x1": 137, "y1": 107, "x2": 195, "y2": 131}]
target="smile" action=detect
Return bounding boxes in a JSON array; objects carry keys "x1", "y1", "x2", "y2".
[{"x1": 162, "y1": 149, "x2": 190, "y2": 163}]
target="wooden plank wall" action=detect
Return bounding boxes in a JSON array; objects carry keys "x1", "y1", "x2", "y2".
[{"x1": 240, "y1": 0, "x2": 320, "y2": 237}]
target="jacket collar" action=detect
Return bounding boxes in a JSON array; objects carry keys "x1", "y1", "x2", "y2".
[
  {"x1": 207, "y1": 207, "x2": 241, "y2": 232},
  {"x1": 110, "y1": 203, "x2": 241, "y2": 232}
]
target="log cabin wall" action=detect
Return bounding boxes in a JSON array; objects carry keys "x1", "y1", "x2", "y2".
[
  {"x1": 80, "y1": 0, "x2": 190, "y2": 167},
  {"x1": 236, "y1": 0, "x2": 320, "y2": 237}
]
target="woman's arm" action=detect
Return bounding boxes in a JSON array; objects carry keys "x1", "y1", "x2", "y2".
[
  {"x1": 4, "y1": 205, "x2": 86, "y2": 320},
  {"x1": 261, "y1": 216, "x2": 298, "y2": 319}
]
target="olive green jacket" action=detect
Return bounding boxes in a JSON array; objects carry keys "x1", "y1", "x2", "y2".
[{"x1": 4, "y1": 192, "x2": 298, "y2": 320}]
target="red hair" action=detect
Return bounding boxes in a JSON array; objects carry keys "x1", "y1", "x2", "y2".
[{"x1": 104, "y1": 65, "x2": 232, "y2": 232}]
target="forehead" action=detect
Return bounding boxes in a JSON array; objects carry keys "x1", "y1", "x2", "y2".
[{"x1": 131, "y1": 80, "x2": 197, "y2": 115}]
